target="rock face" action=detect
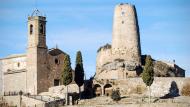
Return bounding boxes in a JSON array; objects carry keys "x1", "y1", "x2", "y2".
[
  {"x1": 40, "y1": 84, "x2": 83, "y2": 99},
  {"x1": 153, "y1": 61, "x2": 185, "y2": 77},
  {"x1": 101, "y1": 60, "x2": 137, "y2": 72}
]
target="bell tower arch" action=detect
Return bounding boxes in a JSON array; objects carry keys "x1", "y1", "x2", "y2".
[{"x1": 27, "y1": 9, "x2": 47, "y2": 48}]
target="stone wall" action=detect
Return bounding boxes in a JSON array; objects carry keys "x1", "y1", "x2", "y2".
[
  {"x1": 112, "y1": 3, "x2": 141, "y2": 65},
  {"x1": 3, "y1": 96, "x2": 45, "y2": 107},
  {"x1": 0, "y1": 54, "x2": 26, "y2": 74},
  {"x1": 0, "y1": 54, "x2": 27, "y2": 93},
  {"x1": 116, "y1": 77, "x2": 190, "y2": 97},
  {"x1": 4, "y1": 72, "x2": 27, "y2": 93},
  {"x1": 40, "y1": 84, "x2": 84, "y2": 99},
  {"x1": 93, "y1": 77, "x2": 190, "y2": 97},
  {"x1": 96, "y1": 3, "x2": 142, "y2": 80},
  {"x1": 27, "y1": 15, "x2": 48, "y2": 95},
  {"x1": 48, "y1": 51, "x2": 66, "y2": 87},
  {"x1": 96, "y1": 47, "x2": 112, "y2": 68},
  {"x1": 36, "y1": 48, "x2": 49, "y2": 94}
]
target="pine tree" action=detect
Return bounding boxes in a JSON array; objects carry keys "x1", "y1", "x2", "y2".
[
  {"x1": 74, "y1": 51, "x2": 84, "y2": 99},
  {"x1": 142, "y1": 55, "x2": 154, "y2": 103},
  {"x1": 61, "y1": 54, "x2": 73, "y2": 105}
]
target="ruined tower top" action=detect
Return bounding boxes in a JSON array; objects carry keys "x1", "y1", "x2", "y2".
[{"x1": 112, "y1": 3, "x2": 141, "y2": 65}]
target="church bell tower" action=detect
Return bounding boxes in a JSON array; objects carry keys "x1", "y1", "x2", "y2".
[{"x1": 26, "y1": 9, "x2": 49, "y2": 95}]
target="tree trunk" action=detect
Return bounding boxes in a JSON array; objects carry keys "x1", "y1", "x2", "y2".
[
  {"x1": 79, "y1": 86, "x2": 81, "y2": 99},
  {"x1": 149, "y1": 86, "x2": 151, "y2": 104},
  {"x1": 66, "y1": 85, "x2": 69, "y2": 105}
]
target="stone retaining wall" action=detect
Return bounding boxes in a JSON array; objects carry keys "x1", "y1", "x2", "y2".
[{"x1": 116, "y1": 77, "x2": 190, "y2": 97}]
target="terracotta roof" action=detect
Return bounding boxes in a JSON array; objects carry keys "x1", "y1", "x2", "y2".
[{"x1": 48, "y1": 48, "x2": 67, "y2": 56}]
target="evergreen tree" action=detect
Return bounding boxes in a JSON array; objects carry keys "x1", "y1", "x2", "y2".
[
  {"x1": 62, "y1": 54, "x2": 73, "y2": 86},
  {"x1": 74, "y1": 51, "x2": 84, "y2": 98},
  {"x1": 142, "y1": 55, "x2": 154, "y2": 103},
  {"x1": 61, "y1": 54, "x2": 73, "y2": 105}
]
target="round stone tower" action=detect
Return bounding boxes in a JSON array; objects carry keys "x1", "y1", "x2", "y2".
[{"x1": 112, "y1": 3, "x2": 141, "y2": 65}]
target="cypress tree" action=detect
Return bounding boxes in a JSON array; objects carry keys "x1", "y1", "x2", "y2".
[
  {"x1": 61, "y1": 54, "x2": 72, "y2": 105},
  {"x1": 74, "y1": 51, "x2": 84, "y2": 98},
  {"x1": 62, "y1": 54, "x2": 73, "y2": 86},
  {"x1": 142, "y1": 55, "x2": 154, "y2": 103}
]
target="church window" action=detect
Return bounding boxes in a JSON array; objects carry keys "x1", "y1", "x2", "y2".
[
  {"x1": 30, "y1": 24, "x2": 33, "y2": 34},
  {"x1": 40, "y1": 24, "x2": 44, "y2": 34},
  {"x1": 55, "y1": 58, "x2": 59, "y2": 65}
]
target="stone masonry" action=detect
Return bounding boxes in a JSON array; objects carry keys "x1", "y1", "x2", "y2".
[
  {"x1": 0, "y1": 9, "x2": 71, "y2": 95},
  {"x1": 96, "y1": 3, "x2": 142, "y2": 80},
  {"x1": 94, "y1": 3, "x2": 186, "y2": 97},
  {"x1": 95, "y1": 3, "x2": 185, "y2": 80}
]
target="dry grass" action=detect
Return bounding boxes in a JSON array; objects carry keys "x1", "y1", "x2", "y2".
[{"x1": 181, "y1": 83, "x2": 190, "y2": 96}]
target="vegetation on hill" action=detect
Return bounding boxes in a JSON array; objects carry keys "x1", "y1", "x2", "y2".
[{"x1": 181, "y1": 82, "x2": 190, "y2": 96}]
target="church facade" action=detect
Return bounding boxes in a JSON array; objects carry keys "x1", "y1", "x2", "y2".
[{"x1": 0, "y1": 10, "x2": 68, "y2": 95}]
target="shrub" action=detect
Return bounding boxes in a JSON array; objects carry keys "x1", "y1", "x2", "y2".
[
  {"x1": 111, "y1": 90, "x2": 121, "y2": 101},
  {"x1": 181, "y1": 83, "x2": 190, "y2": 96}
]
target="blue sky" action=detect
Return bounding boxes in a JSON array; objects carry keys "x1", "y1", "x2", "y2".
[{"x1": 0, "y1": 0, "x2": 190, "y2": 78}]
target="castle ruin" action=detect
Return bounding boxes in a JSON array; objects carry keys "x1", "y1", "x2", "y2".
[{"x1": 94, "y1": 3, "x2": 186, "y2": 97}]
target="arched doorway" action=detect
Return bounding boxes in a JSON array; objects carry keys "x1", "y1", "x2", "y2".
[
  {"x1": 94, "y1": 84, "x2": 102, "y2": 96},
  {"x1": 104, "y1": 84, "x2": 112, "y2": 96}
]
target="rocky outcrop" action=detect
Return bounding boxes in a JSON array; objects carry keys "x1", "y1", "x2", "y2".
[
  {"x1": 100, "y1": 60, "x2": 139, "y2": 73},
  {"x1": 153, "y1": 61, "x2": 185, "y2": 77}
]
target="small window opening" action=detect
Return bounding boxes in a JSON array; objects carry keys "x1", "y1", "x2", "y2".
[
  {"x1": 122, "y1": 11, "x2": 125, "y2": 15},
  {"x1": 55, "y1": 58, "x2": 59, "y2": 64},
  {"x1": 122, "y1": 21, "x2": 124, "y2": 24},
  {"x1": 54, "y1": 79, "x2": 60, "y2": 86},
  {"x1": 40, "y1": 24, "x2": 44, "y2": 34},
  {"x1": 30, "y1": 24, "x2": 33, "y2": 34},
  {"x1": 106, "y1": 93, "x2": 109, "y2": 96}
]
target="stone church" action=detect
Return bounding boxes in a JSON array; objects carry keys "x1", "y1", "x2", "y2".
[{"x1": 0, "y1": 10, "x2": 69, "y2": 95}]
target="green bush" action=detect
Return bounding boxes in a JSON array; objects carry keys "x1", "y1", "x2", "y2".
[{"x1": 111, "y1": 90, "x2": 121, "y2": 101}]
